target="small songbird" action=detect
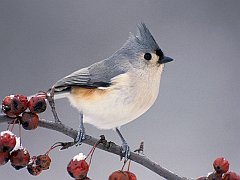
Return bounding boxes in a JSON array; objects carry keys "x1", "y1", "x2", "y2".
[{"x1": 48, "y1": 23, "x2": 173, "y2": 160}]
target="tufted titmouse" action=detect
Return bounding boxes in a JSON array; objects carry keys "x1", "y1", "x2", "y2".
[{"x1": 48, "y1": 23, "x2": 173, "y2": 159}]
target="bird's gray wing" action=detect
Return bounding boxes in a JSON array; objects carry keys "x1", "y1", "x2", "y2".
[{"x1": 53, "y1": 59, "x2": 127, "y2": 92}]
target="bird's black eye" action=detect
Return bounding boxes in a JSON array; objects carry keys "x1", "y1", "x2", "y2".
[
  {"x1": 156, "y1": 49, "x2": 163, "y2": 59},
  {"x1": 144, "y1": 53, "x2": 152, "y2": 61}
]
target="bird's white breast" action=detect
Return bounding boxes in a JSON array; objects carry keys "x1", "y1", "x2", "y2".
[{"x1": 68, "y1": 65, "x2": 164, "y2": 129}]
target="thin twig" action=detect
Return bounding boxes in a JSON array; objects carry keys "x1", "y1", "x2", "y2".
[{"x1": 0, "y1": 114, "x2": 189, "y2": 180}]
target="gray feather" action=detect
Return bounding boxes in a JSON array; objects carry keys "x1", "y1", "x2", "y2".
[
  {"x1": 53, "y1": 23, "x2": 159, "y2": 92},
  {"x1": 53, "y1": 59, "x2": 129, "y2": 92},
  {"x1": 119, "y1": 23, "x2": 160, "y2": 54},
  {"x1": 136, "y1": 23, "x2": 160, "y2": 51}
]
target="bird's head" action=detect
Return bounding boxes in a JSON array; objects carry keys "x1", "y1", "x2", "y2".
[{"x1": 115, "y1": 23, "x2": 173, "y2": 69}]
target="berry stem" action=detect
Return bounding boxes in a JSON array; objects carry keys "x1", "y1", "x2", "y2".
[
  {"x1": 45, "y1": 142, "x2": 64, "y2": 155},
  {"x1": 7, "y1": 121, "x2": 11, "y2": 130},
  {"x1": 29, "y1": 156, "x2": 37, "y2": 165},
  {"x1": 127, "y1": 160, "x2": 131, "y2": 171},
  {"x1": 19, "y1": 121, "x2": 22, "y2": 145},
  {"x1": 121, "y1": 159, "x2": 128, "y2": 171},
  {"x1": 9, "y1": 118, "x2": 17, "y2": 132},
  {"x1": 85, "y1": 140, "x2": 99, "y2": 167}
]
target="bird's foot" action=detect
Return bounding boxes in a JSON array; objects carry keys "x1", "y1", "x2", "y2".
[
  {"x1": 74, "y1": 128, "x2": 86, "y2": 146},
  {"x1": 120, "y1": 142, "x2": 131, "y2": 161}
]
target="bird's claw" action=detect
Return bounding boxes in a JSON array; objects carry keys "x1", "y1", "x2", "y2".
[
  {"x1": 74, "y1": 129, "x2": 86, "y2": 146},
  {"x1": 120, "y1": 142, "x2": 130, "y2": 161}
]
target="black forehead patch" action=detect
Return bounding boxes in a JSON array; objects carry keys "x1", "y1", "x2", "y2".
[{"x1": 156, "y1": 49, "x2": 164, "y2": 59}]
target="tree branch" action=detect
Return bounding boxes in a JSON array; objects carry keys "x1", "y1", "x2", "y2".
[{"x1": 0, "y1": 114, "x2": 188, "y2": 180}]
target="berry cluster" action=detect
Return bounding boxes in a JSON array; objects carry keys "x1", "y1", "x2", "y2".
[
  {"x1": 67, "y1": 154, "x2": 137, "y2": 180},
  {"x1": 27, "y1": 153, "x2": 52, "y2": 176},
  {"x1": 1, "y1": 94, "x2": 47, "y2": 130},
  {"x1": 67, "y1": 141, "x2": 137, "y2": 180},
  {"x1": 0, "y1": 130, "x2": 30, "y2": 170},
  {"x1": 0, "y1": 93, "x2": 52, "y2": 175},
  {"x1": 0, "y1": 129, "x2": 52, "y2": 176},
  {"x1": 198, "y1": 157, "x2": 240, "y2": 180},
  {"x1": 1, "y1": 94, "x2": 138, "y2": 179}
]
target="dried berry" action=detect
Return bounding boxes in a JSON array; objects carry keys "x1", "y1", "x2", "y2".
[
  {"x1": 36, "y1": 154, "x2": 51, "y2": 170},
  {"x1": 0, "y1": 151, "x2": 10, "y2": 165},
  {"x1": 67, "y1": 153, "x2": 89, "y2": 179},
  {"x1": 108, "y1": 170, "x2": 129, "y2": 180},
  {"x1": 21, "y1": 112, "x2": 39, "y2": 130},
  {"x1": 67, "y1": 159, "x2": 89, "y2": 179},
  {"x1": 27, "y1": 163, "x2": 42, "y2": 176},
  {"x1": 10, "y1": 148, "x2": 30, "y2": 170},
  {"x1": 2, "y1": 95, "x2": 28, "y2": 117},
  {"x1": 124, "y1": 171, "x2": 137, "y2": 180},
  {"x1": 213, "y1": 157, "x2": 229, "y2": 174},
  {"x1": 0, "y1": 131, "x2": 16, "y2": 152},
  {"x1": 28, "y1": 96, "x2": 47, "y2": 114}
]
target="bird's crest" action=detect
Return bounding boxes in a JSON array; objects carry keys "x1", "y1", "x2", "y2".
[{"x1": 123, "y1": 23, "x2": 160, "y2": 52}]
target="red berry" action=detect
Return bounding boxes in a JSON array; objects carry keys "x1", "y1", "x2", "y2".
[
  {"x1": 36, "y1": 154, "x2": 51, "y2": 170},
  {"x1": 223, "y1": 172, "x2": 240, "y2": 180},
  {"x1": 15, "y1": 94, "x2": 28, "y2": 109},
  {"x1": 67, "y1": 159, "x2": 89, "y2": 179},
  {"x1": 213, "y1": 157, "x2": 229, "y2": 174},
  {"x1": 10, "y1": 148, "x2": 30, "y2": 170},
  {"x1": 0, "y1": 131, "x2": 16, "y2": 152},
  {"x1": 21, "y1": 112, "x2": 39, "y2": 130},
  {"x1": 27, "y1": 164, "x2": 42, "y2": 176},
  {"x1": 27, "y1": 156, "x2": 42, "y2": 175},
  {"x1": 0, "y1": 151, "x2": 10, "y2": 165},
  {"x1": 28, "y1": 96, "x2": 47, "y2": 113},
  {"x1": 2, "y1": 95, "x2": 28, "y2": 117},
  {"x1": 124, "y1": 171, "x2": 137, "y2": 180},
  {"x1": 108, "y1": 170, "x2": 129, "y2": 180}
]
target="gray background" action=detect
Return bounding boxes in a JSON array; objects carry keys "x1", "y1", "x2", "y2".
[{"x1": 0, "y1": 0, "x2": 240, "y2": 179}]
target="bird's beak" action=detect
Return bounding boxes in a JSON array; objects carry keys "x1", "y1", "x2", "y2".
[{"x1": 159, "y1": 56, "x2": 174, "y2": 64}]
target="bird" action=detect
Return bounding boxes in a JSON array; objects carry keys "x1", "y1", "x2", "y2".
[{"x1": 47, "y1": 23, "x2": 173, "y2": 160}]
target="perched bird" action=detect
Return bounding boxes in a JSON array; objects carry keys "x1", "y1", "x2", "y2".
[{"x1": 48, "y1": 23, "x2": 173, "y2": 160}]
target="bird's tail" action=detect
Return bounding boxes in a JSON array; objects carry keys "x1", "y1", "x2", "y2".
[
  {"x1": 27, "y1": 87, "x2": 70, "y2": 101},
  {"x1": 45, "y1": 86, "x2": 71, "y2": 100},
  {"x1": 48, "y1": 85, "x2": 71, "y2": 100}
]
